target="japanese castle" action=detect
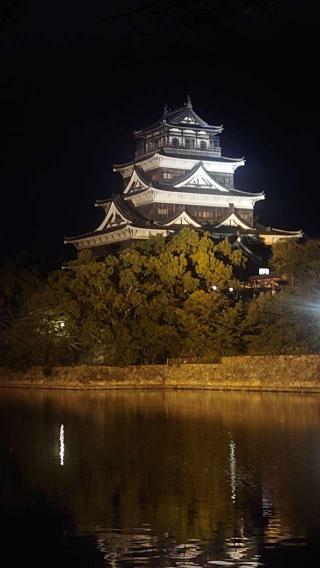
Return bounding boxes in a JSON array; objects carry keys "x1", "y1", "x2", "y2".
[{"x1": 65, "y1": 97, "x2": 302, "y2": 255}]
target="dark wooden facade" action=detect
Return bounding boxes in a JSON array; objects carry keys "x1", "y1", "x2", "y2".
[{"x1": 137, "y1": 203, "x2": 254, "y2": 225}]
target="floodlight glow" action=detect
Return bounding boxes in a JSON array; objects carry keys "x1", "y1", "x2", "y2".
[
  {"x1": 259, "y1": 268, "x2": 270, "y2": 275},
  {"x1": 212, "y1": 285, "x2": 217, "y2": 290},
  {"x1": 229, "y1": 287, "x2": 234, "y2": 292}
]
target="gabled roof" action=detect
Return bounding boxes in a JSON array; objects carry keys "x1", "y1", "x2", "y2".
[
  {"x1": 95, "y1": 199, "x2": 127, "y2": 231},
  {"x1": 95, "y1": 194, "x2": 148, "y2": 232},
  {"x1": 123, "y1": 166, "x2": 149, "y2": 194},
  {"x1": 173, "y1": 162, "x2": 228, "y2": 192},
  {"x1": 134, "y1": 98, "x2": 223, "y2": 135},
  {"x1": 162, "y1": 209, "x2": 202, "y2": 228},
  {"x1": 164, "y1": 97, "x2": 223, "y2": 131},
  {"x1": 145, "y1": 163, "x2": 263, "y2": 198},
  {"x1": 111, "y1": 194, "x2": 148, "y2": 224},
  {"x1": 215, "y1": 211, "x2": 254, "y2": 230},
  {"x1": 209, "y1": 226, "x2": 256, "y2": 236}
]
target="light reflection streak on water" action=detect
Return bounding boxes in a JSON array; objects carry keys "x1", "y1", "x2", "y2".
[
  {"x1": 229, "y1": 436, "x2": 236, "y2": 504},
  {"x1": 2, "y1": 390, "x2": 319, "y2": 566},
  {"x1": 59, "y1": 424, "x2": 64, "y2": 466},
  {"x1": 262, "y1": 487, "x2": 272, "y2": 519}
]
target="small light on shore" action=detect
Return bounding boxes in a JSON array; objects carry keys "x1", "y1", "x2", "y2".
[
  {"x1": 212, "y1": 285, "x2": 217, "y2": 291},
  {"x1": 229, "y1": 287, "x2": 234, "y2": 292}
]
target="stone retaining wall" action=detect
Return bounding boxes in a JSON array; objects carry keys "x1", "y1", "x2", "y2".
[{"x1": 1, "y1": 355, "x2": 320, "y2": 391}]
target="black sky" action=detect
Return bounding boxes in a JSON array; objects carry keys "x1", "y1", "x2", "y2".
[{"x1": 1, "y1": 0, "x2": 320, "y2": 264}]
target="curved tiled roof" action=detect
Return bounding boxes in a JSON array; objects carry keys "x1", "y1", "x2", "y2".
[
  {"x1": 134, "y1": 99, "x2": 223, "y2": 134},
  {"x1": 113, "y1": 150, "x2": 245, "y2": 171}
]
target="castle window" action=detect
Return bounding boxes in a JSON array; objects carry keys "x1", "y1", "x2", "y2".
[
  {"x1": 185, "y1": 138, "x2": 195, "y2": 150},
  {"x1": 224, "y1": 174, "x2": 232, "y2": 188},
  {"x1": 163, "y1": 172, "x2": 172, "y2": 179},
  {"x1": 200, "y1": 140, "x2": 207, "y2": 150},
  {"x1": 240, "y1": 211, "x2": 251, "y2": 221},
  {"x1": 198, "y1": 210, "x2": 211, "y2": 219},
  {"x1": 158, "y1": 206, "x2": 168, "y2": 215},
  {"x1": 172, "y1": 137, "x2": 179, "y2": 148}
]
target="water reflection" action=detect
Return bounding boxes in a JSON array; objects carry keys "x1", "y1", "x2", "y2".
[
  {"x1": 228, "y1": 436, "x2": 237, "y2": 504},
  {"x1": 1, "y1": 389, "x2": 320, "y2": 567},
  {"x1": 59, "y1": 424, "x2": 65, "y2": 466}
]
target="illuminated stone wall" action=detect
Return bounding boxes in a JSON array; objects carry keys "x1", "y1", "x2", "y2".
[{"x1": 2, "y1": 355, "x2": 320, "y2": 391}]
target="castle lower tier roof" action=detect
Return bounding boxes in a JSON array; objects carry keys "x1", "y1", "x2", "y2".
[
  {"x1": 256, "y1": 225, "x2": 303, "y2": 237},
  {"x1": 65, "y1": 223, "x2": 170, "y2": 249},
  {"x1": 65, "y1": 198, "x2": 302, "y2": 246}
]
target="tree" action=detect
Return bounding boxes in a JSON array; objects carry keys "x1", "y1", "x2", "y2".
[
  {"x1": 102, "y1": 0, "x2": 282, "y2": 39},
  {"x1": 271, "y1": 239, "x2": 320, "y2": 286},
  {"x1": 244, "y1": 286, "x2": 320, "y2": 355},
  {"x1": 0, "y1": 0, "x2": 28, "y2": 32},
  {"x1": 1, "y1": 229, "x2": 247, "y2": 367}
]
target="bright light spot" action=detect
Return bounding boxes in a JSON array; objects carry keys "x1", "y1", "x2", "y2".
[
  {"x1": 212, "y1": 285, "x2": 217, "y2": 291},
  {"x1": 259, "y1": 267, "x2": 270, "y2": 275},
  {"x1": 59, "y1": 321, "x2": 65, "y2": 328},
  {"x1": 59, "y1": 424, "x2": 64, "y2": 466},
  {"x1": 229, "y1": 287, "x2": 234, "y2": 292},
  {"x1": 229, "y1": 437, "x2": 236, "y2": 504}
]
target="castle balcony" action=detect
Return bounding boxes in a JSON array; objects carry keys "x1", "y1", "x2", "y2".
[
  {"x1": 163, "y1": 145, "x2": 222, "y2": 158},
  {"x1": 135, "y1": 144, "x2": 222, "y2": 159}
]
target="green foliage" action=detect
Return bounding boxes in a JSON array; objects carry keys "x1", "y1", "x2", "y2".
[
  {"x1": 0, "y1": 229, "x2": 247, "y2": 367},
  {"x1": 4, "y1": 231, "x2": 320, "y2": 367},
  {"x1": 272, "y1": 239, "x2": 320, "y2": 284},
  {"x1": 244, "y1": 287, "x2": 320, "y2": 355}
]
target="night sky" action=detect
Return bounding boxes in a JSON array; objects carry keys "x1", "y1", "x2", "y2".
[{"x1": 1, "y1": 0, "x2": 320, "y2": 264}]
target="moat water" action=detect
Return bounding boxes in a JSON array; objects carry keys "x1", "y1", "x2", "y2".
[{"x1": 1, "y1": 388, "x2": 320, "y2": 567}]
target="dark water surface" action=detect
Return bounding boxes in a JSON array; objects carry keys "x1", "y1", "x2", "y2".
[{"x1": 1, "y1": 389, "x2": 320, "y2": 567}]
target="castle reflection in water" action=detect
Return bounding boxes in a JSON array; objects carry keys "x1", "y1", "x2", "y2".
[{"x1": 1, "y1": 389, "x2": 318, "y2": 567}]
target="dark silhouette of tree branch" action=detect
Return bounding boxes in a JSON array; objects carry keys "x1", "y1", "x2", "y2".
[
  {"x1": 100, "y1": 0, "x2": 180, "y2": 22},
  {"x1": 0, "y1": 0, "x2": 28, "y2": 33},
  {"x1": 100, "y1": 0, "x2": 282, "y2": 39}
]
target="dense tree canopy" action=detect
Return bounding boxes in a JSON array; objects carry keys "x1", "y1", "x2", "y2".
[
  {"x1": 0, "y1": 229, "x2": 246, "y2": 368},
  {"x1": 271, "y1": 239, "x2": 320, "y2": 285},
  {"x1": 244, "y1": 239, "x2": 320, "y2": 354},
  {"x1": 1, "y1": 231, "x2": 320, "y2": 370}
]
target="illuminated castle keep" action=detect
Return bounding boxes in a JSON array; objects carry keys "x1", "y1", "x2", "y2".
[{"x1": 65, "y1": 98, "x2": 302, "y2": 255}]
